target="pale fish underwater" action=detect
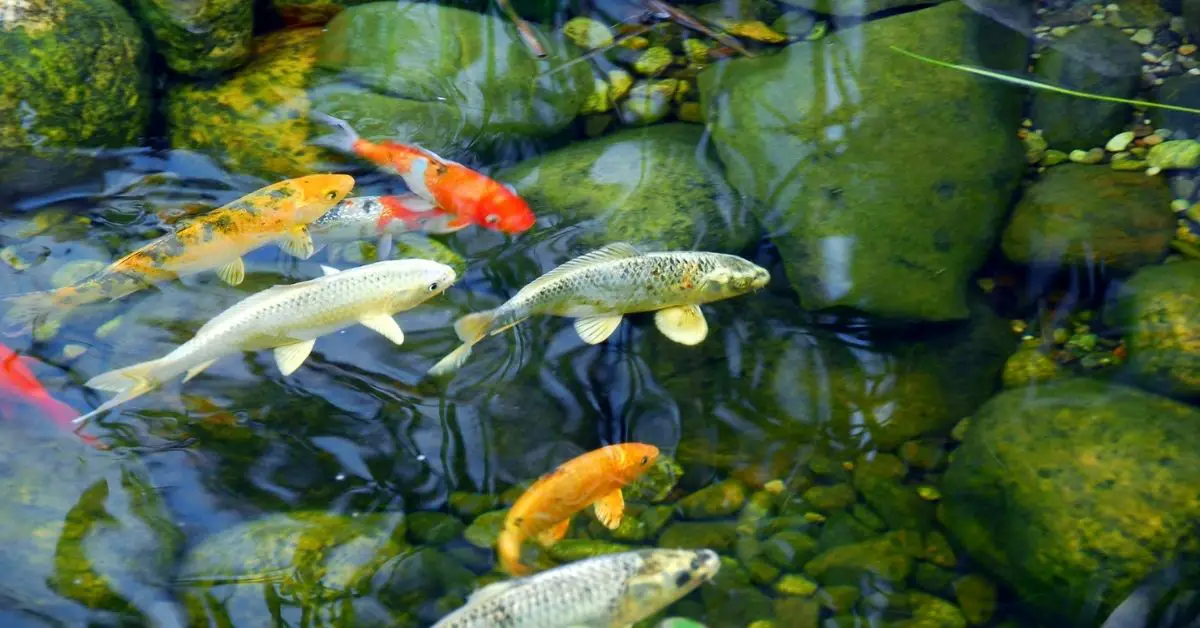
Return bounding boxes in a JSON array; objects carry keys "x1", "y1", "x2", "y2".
[
  {"x1": 427, "y1": 242, "x2": 771, "y2": 376},
  {"x1": 432, "y1": 549, "x2": 720, "y2": 628},
  {"x1": 306, "y1": 193, "x2": 467, "y2": 260},
  {"x1": 0, "y1": 174, "x2": 355, "y2": 332},
  {"x1": 72, "y1": 258, "x2": 456, "y2": 425}
]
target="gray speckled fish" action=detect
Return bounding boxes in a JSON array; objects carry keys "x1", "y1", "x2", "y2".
[
  {"x1": 432, "y1": 549, "x2": 719, "y2": 628},
  {"x1": 306, "y1": 193, "x2": 466, "y2": 260},
  {"x1": 427, "y1": 242, "x2": 770, "y2": 376}
]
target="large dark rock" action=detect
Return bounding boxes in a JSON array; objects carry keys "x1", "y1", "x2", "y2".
[
  {"x1": 941, "y1": 378, "x2": 1200, "y2": 626},
  {"x1": 128, "y1": 0, "x2": 252, "y2": 75},
  {"x1": 698, "y1": 1, "x2": 1028, "y2": 322}
]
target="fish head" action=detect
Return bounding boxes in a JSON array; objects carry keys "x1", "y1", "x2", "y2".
[
  {"x1": 477, "y1": 183, "x2": 536, "y2": 233},
  {"x1": 696, "y1": 256, "x2": 771, "y2": 300},
  {"x1": 378, "y1": 259, "x2": 458, "y2": 310},
  {"x1": 616, "y1": 549, "x2": 721, "y2": 623},
  {"x1": 289, "y1": 174, "x2": 357, "y2": 223},
  {"x1": 610, "y1": 442, "x2": 660, "y2": 481}
]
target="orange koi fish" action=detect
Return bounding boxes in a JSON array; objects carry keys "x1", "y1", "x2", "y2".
[
  {"x1": 309, "y1": 112, "x2": 536, "y2": 234},
  {"x1": 498, "y1": 442, "x2": 660, "y2": 576},
  {"x1": 0, "y1": 343, "x2": 100, "y2": 448},
  {"x1": 1, "y1": 174, "x2": 355, "y2": 331}
]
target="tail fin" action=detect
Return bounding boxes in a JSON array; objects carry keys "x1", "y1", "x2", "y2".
[
  {"x1": 0, "y1": 291, "x2": 64, "y2": 336},
  {"x1": 426, "y1": 310, "x2": 496, "y2": 377},
  {"x1": 308, "y1": 111, "x2": 361, "y2": 155},
  {"x1": 73, "y1": 359, "x2": 165, "y2": 425}
]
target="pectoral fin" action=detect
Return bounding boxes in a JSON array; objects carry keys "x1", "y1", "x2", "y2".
[
  {"x1": 273, "y1": 339, "x2": 316, "y2": 376},
  {"x1": 360, "y1": 314, "x2": 404, "y2": 345},
  {"x1": 593, "y1": 489, "x2": 625, "y2": 529},
  {"x1": 573, "y1": 314, "x2": 623, "y2": 345},
  {"x1": 279, "y1": 227, "x2": 315, "y2": 259},
  {"x1": 216, "y1": 258, "x2": 245, "y2": 286},
  {"x1": 654, "y1": 304, "x2": 708, "y2": 345},
  {"x1": 182, "y1": 359, "x2": 217, "y2": 383},
  {"x1": 536, "y1": 518, "x2": 571, "y2": 546},
  {"x1": 376, "y1": 233, "x2": 394, "y2": 260}
]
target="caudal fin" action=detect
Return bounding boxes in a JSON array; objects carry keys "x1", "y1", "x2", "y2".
[
  {"x1": 308, "y1": 111, "x2": 361, "y2": 155},
  {"x1": 73, "y1": 359, "x2": 166, "y2": 425},
  {"x1": 0, "y1": 291, "x2": 65, "y2": 335},
  {"x1": 426, "y1": 310, "x2": 496, "y2": 377}
]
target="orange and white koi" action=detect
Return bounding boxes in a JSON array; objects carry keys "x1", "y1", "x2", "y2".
[
  {"x1": 498, "y1": 442, "x2": 660, "y2": 576},
  {"x1": 308, "y1": 194, "x2": 465, "y2": 259},
  {"x1": 1, "y1": 174, "x2": 355, "y2": 331},
  {"x1": 309, "y1": 112, "x2": 536, "y2": 234}
]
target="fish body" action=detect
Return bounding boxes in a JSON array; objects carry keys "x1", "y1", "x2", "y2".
[
  {"x1": 72, "y1": 259, "x2": 456, "y2": 425},
  {"x1": 433, "y1": 549, "x2": 720, "y2": 628},
  {"x1": 308, "y1": 194, "x2": 466, "y2": 259},
  {"x1": 310, "y1": 112, "x2": 536, "y2": 233},
  {"x1": 499, "y1": 443, "x2": 659, "y2": 576},
  {"x1": 428, "y1": 243, "x2": 770, "y2": 376},
  {"x1": 1, "y1": 174, "x2": 355, "y2": 331}
]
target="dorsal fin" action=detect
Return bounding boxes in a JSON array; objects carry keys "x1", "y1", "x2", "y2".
[
  {"x1": 515, "y1": 242, "x2": 641, "y2": 298},
  {"x1": 467, "y1": 579, "x2": 519, "y2": 603}
]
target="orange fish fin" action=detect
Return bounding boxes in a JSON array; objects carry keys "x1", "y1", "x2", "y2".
[
  {"x1": 593, "y1": 489, "x2": 625, "y2": 530},
  {"x1": 444, "y1": 216, "x2": 472, "y2": 229},
  {"x1": 536, "y1": 518, "x2": 571, "y2": 546}
]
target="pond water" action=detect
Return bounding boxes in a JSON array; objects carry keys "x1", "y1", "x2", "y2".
[{"x1": 1, "y1": 0, "x2": 1199, "y2": 626}]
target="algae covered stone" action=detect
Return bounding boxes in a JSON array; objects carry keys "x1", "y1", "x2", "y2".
[
  {"x1": 1104, "y1": 260, "x2": 1200, "y2": 397},
  {"x1": 1001, "y1": 165, "x2": 1174, "y2": 273},
  {"x1": 678, "y1": 479, "x2": 747, "y2": 519},
  {"x1": 698, "y1": 1, "x2": 1027, "y2": 322},
  {"x1": 165, "y1": 28, "x2": 328, "y2": 180},
  {"x1": 940, "y1": 378, "x2": 1200, "y2": 624},
  {"x1": 312, "y1": 2, "x2": 592, "y2": 160},
  {"x1": 129, "y1": 0, "x2": 251, "y2": 75},
  {"x1": 498, "y1": 123, "x2": 760, "y2": 252},
  {"x1": 0, "y1": 0, "x2": 150, "y2": 199}
]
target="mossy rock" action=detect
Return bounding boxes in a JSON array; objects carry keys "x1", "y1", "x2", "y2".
[
  {"x1": 498, "y1": 124, "x2": 761, "y2": 253},
  {"x1": 129, "y1": 0, "x2": 252, "y2": 75},
  {"x1": 310, "y1": 1, "x2": 591, "y2": 162},
  {"x1": 165, "y1": 28, "x2": 329, "y2": 181},
  {"x1": 940, "y1": 378, "x2": 1200, "y2": 624},
  {"x1": 0, "y1": 0, "x2": 150, "y2": 200},
  {"x1": 803, "y1": 530, "x2": 921, "y2": 586},
  {"x1": 177, "y1": 511, "x2": 408, "y2": 623},
  {"x1": 1001, "y1": 165, "x2": 1174, "y2": 273},
  {"x1": 0, "y1": 424, "x2": 182, "y2": 624},
  {"x1": 698, "y1": 1, "x2": 1028, "y2": 321},
  {"x1": 1104, "y1": 261, "x2": 1200, "y2": 399}
]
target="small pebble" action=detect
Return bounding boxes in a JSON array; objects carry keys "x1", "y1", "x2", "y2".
[
  {"x1": 1106, "y1": 130, "x2": 1135, "y2": 151},
  {"x1": 62, "y1": 344, "x2": 88, "y2": 360},
  {"x1": 1041, "y1": 149, "x2": 1069, "y2": 166},
  {"x1": 764, "y1": 479, "x2": 785, "y2": 495},
  {"x1": 1181, "y1": 44, "x2": 1198, "y2": 56},
  {"x1": 1155, "y1": 128, "x2": 1173, "y2": 139},
  {"x1": 1142, "y1": 51, "x2": 1161, "y2": 63},
  {"x1": 1050, "y1": 26, "x2": 1071, "y2": 37},
  {"x1": 917, "y1": 486, "x2": 942, "y2": 501},
  {"x1": 1171, "y1": 198, "x2": 1191, "y2": 212},
  {"x1": 1143, "y1": 134, "x2": 1165, "y2": 146},
  {"x1": 1069, "y1": 147, "x2": 1106, "y2": 164}
]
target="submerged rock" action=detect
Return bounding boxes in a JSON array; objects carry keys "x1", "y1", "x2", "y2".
[
  {"x1": 270, "y1": 0, "x2": 376, "y2": 26},
  {"x1": 940, "y1": 378, "x2": 1200, "y2": 625},
  {"x1": 0, "y1": 423, "x2": 182, "y2": 624},
  {"x1": 698, "y1": 2, "x2": 1027, "y2": 322},
  {"x1": 0, "y1": 0, "x2": 150, "y2": 200},
  {"x1": 311, "y1": 2, "x2": 592, "y2": 161},
  {"x1": 165, "y1": 28, "x2": 328, "y2": 180},
  {"x1": 498, "y1": 124, "x2": 760, "y2": 252},
  {"x1": 1001, "y1": 165, "x2": 1175, "y2": 272},
  {"x1": 1104, "y1": 260, "x2": 1200, "y2": 398},
  {"x1": 1030, "y1": 25, "x2": 1142, "y2": 150},
  {"x1": 128, "y1": 0, "x2": 251, "y2": 75}
]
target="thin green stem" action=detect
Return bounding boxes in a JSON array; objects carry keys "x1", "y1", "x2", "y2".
[
  {"x1": 889, "y1": 45, "x2": 1200, "y2": 116},
  {"x1": 1170, "y1": 238, "x2": 1200, "y2": 259}
]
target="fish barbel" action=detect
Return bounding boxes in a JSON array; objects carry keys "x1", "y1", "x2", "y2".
[
  {"x1": 432, "y1": 549, "x2": 720, "y2": 628},
  {"x1": 427, "y1": 242, "x2": 770, "y2": 376},
  {"x1": 499, "y1": 443, "x2": 659, "y2": 576},
  {"x1": 309, "y1": 112, "x2": 536, "y2": 233},
  {"x1": 71, "y1": 259, "x2": 456, "y2": 425},
  {"x1": 307, "y1": 193, "x2": 466, "y2": 259},
  {"x1": 0, "y1": 174, "x2": 355, "y2": 332}
]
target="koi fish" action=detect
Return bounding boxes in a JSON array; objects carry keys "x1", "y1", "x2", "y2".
[
  {"x1": 498, "y1": 442, "x2": 660, "y2": 576},
  {"x1": 0, "y1": 343, "x2": 100, "y2": 447},
  {"x1": 427, "y1": 243, "x2": 771, "y2": 376},
  {"x1": 307, "y1": 193, "x2": 466, "y2": 260},
  {"x1": 72, "y1": 259, "x2": 456, "y2": 425},
  {"x1": 309, "y1": 112, "x2": 536, "y2": 234},
  {"x1": 0, "y1": 174, "x2": 356, "y2": 332},
  {"x1": 433, "y1": 549, "x2": 720, "y2": 627}
]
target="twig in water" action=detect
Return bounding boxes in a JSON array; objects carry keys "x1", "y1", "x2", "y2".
[
  {"x1": 540, "y1": 23, "x2": 656, "y2": 77},
  {"x1": 889, "y1": 45, "x2": 1200, "y2": 116},
  {"x1": 1170, "y1": 238, "x2": 1200, "y2": 259},
  {"x1": 497, "y1": 0, "x2": 546, "y2": 58},
  {"x1": 642, "y1": 0, "x2": 755, "y2": 58}
]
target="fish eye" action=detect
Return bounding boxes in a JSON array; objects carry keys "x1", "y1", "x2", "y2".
[
  {"x1": 675, "y1": 571, "x2": 692, "y2": 588},
  {"x1": 428, "y1": 281, "x2": 439, "y2": 291},
  {"x1": 325, "y1": 190, "x2": 338, "y2": 200},
  {"x1": 485, "y1": 214, "x2": 500, "y2": 224},
  {"x1": 641, "y1": 456, "x2": 649, "y2": 465}
]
